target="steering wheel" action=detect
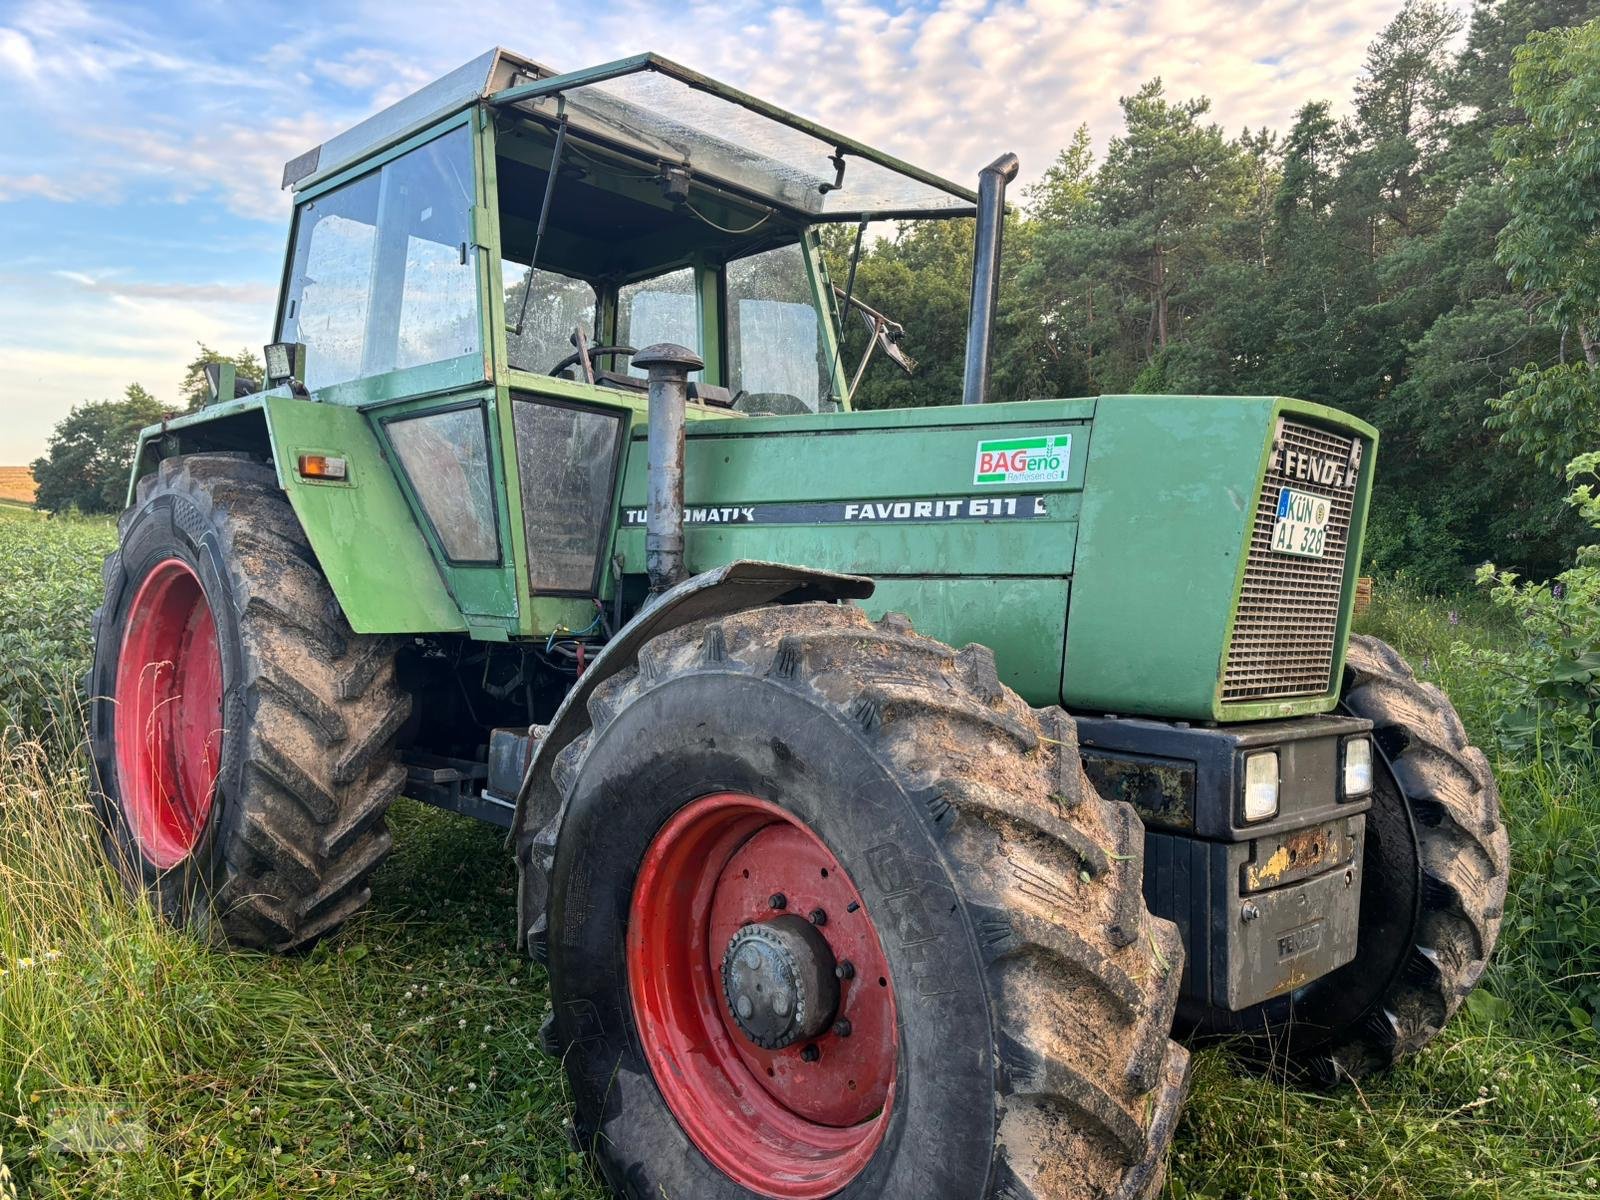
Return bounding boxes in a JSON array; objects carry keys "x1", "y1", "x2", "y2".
[{"x1": 549, "y1": 344, "x2": 637, "y2": 378}]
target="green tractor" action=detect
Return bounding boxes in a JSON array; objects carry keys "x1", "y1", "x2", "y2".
[{"x1": 89, "y1": 48, "x2": 1508, "y2": 1199}]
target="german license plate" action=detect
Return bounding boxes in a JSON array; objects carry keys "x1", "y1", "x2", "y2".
[{"x1": 1272, "y1": 488, "x2": 1329, "y2": 558}]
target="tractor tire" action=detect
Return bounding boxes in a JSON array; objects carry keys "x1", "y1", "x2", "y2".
[
  {"x1": 87, "y1": 453, "x2": 410, "y2": 951},
  {"x1": 543, "y1": 602, "x2": 1190, "y2": 1200},
  {"x1": 1218, "y1": 634, "x2": 1510, "y2": 1083}
]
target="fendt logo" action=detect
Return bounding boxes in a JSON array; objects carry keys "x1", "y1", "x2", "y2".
[
  {"x1": 1280, "y1": 449, "x2": 1350, "y2": 488},
  {"x1": 973, "y1": 433, "x2": 1073, "y2": 486}
]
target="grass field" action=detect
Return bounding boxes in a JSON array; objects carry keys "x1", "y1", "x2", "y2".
[
  {"x1": 1, "y1": 502, "x2": 1596, "y2": 1199},
  {"x1": 0, "y1": 468, "x2": 37, "y2": 507}
]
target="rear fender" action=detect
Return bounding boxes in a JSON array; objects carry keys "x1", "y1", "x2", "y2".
[{"x1": 511, "y1": 560, "x2": 875, "y2": 951}]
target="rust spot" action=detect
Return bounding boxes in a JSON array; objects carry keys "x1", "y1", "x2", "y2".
[{"x1": 1245, "y1": 825, "x2": 1337, "y2": 890}]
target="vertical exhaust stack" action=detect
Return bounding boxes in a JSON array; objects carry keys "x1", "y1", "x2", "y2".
[
  {"x1": 962, "y1": 152, "x2": 1020, "y2": 406},
  {"x1": 633, "y1": 342, "x2": 703, "y2": 594}
]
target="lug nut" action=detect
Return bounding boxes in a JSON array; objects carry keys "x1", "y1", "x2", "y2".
[
  {"x1": 832, "y1": 1019, "x2": 853, "y2": 1038},
  {"x1": 769, "y1": 893, "x2": 787, "y2": 910},
  {"x1": 809, "y1": 908, "x2": 827, "y2": 926},
  {"x1": 1241, "y1": 902, "x2": 1261, "y2": 923},
  {"x1": 1344, "y1": 868, "x2": 1355, "y2": 887},
  {"x1": 801, "y1": 1044, "x2": 820, "y2": 1063},
  {"x1": 835, "y1": 960, "x2": 855, "y2": 980}
]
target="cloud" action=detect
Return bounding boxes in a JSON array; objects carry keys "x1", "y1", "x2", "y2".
[
  {"x1": 4, "y1": 0, "x2": 1458, "y2": 222},
  {"x1": 0, "y1": 27, "x2": 37, "y2": 77},
  {"x1": 0, "y1": 173, "x2": 75, "y2": 202}
]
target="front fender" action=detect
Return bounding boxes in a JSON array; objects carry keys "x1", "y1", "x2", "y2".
[{"x1": 512, "y1": 560, "x2": 874, "y2": 952}]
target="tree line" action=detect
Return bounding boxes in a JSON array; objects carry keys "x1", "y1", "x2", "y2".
[{"x1": 830, "y1": 0, "x2": 1600, "y2": 590}]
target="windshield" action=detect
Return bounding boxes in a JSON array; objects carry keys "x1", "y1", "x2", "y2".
[
  {"x1": 504, "y1": 265, "x2": 598, "y2": 374},
  {"x1": 495, "y1": 56, "x2": 976, "y2": 222},
  {"x1": 727, "y1": 243, "x2": 832, "y2": 412}
]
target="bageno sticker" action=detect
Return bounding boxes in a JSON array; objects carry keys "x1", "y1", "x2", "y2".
[{"x1": 973, "y1": 433, "x2": 1073, "y2": 486}]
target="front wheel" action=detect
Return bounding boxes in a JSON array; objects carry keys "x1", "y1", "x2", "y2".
[{"x1": 543, "y1": 603, "x2": 1190, "y2": 1200}]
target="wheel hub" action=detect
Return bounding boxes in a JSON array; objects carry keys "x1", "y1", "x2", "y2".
[{"x1": 722, "y1": 915, "x2": 839, "y2": 1050}]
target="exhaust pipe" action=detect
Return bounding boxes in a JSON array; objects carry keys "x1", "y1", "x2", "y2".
[
  {"x1": 962, "y1": 152, "x2": 1020, "y2": 406},
  {"x1": 633, "y1": 342, "x2": 703, "y2": 594}
]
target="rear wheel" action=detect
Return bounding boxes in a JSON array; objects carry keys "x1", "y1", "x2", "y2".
[
  {"x1": 544, "y1": 603, "x2": 1189, "y2": 1199},
  {"x1": 88, "y1": 453, "x2": 410, "y2": 950}
]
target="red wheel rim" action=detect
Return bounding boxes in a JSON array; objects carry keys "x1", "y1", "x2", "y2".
[
  {"x1": 627, "y1": 793, "x2": 898, "y2": 1198},
  {"x1": 114, "y1": 558, "x2": 224, "y2": 870}
]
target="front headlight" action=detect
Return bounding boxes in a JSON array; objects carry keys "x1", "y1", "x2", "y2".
[
  {"x1": 1343, "y1": 736, "x2": 1374, "y2": 798},
  {"x1": 1243, "y1": 750, "x2": 1280, "y2": 822}
]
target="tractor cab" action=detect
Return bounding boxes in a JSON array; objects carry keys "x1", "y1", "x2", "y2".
[
  {"x1": 275, "y1": 50, "x2": 975, "y2": 414},
  {"x1": 250, "y1": 49, "x2": 981, "y2": 642}
]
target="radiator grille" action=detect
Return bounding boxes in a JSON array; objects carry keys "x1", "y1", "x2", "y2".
[{"x1": 1221, "y1": 420, "x2": 1359, "y2": 703}]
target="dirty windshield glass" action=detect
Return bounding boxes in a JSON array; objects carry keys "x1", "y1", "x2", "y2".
[
  {"x1": 504, "y1": 265, "x2": 598, "y2": 373},
  {"x1": 727, "y1": 243, "x2": 831, "y2": 411},
  {"x1": 503, "y1": 61, "x2": 975, "y2": 220},
  {"x1": 618, "y1": 268, "x2": 700, "y2": 377}
]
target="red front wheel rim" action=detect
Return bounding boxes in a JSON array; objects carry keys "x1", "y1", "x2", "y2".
[
  {"x1": 113, "y1": 558, "x2": 225, "y2": 870},
  {"x1": 627, "y1": 793, "x2": 898, "y2": 1198}
]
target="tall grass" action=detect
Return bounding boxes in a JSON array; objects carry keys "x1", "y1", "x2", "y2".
[
  {"x1": 0, "y1": 710, "x2": 599, "y2": 1199},
  {"x1": 0, "y1": 507, "x2": 1596, "y2": 1197}
]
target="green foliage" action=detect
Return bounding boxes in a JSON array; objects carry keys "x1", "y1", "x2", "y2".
[
  {"x1": 28, "y1": 386, "x2": 165, "y2": 516},
  {"x1": 0, "y1": 508, "x2": 115, "y2": 734},
  {"x1": 1489, "y1": 358, "x2": 1600, "y2": 470},
  {"x1": 1472, "y1": 453, "x2": 1600, "y2": 754},
  {"x1": 1489, "y1": 18, "x2": 1600, "y2": 490},
  {"x1": 1495, "y1": 19, "x2": 1600, "y2": 357}
]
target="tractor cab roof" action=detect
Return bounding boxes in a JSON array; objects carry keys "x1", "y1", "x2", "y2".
[{"x1": 283, "y1": 48, "x2": 978, "y2": 224}]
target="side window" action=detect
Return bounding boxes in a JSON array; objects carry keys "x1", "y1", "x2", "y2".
[
  {"x1": 385, "y1": 405, "x2": 499, "y2": 562},
  {"x1": 504, "y1": 265, "x2": 598, "y2": 373},
  {"x1": 727, "y1": 243, "x2": 831, "y2": 412},
  {"x1": 280, "y1": 126, "x2": 479, "y2": 392},
  {"x1": 618, "y1": 268, "x2": 700, "y2": 376}
]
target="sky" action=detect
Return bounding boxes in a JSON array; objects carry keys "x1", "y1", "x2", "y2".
[{"x1": 0, "y1": 0, "x2": 1454, "y2": 463}]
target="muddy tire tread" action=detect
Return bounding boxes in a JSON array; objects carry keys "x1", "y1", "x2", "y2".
[
  {"x1": 93, "y1": 453, "x2": 409, "y2": 952},
  {"x1": 1324, "y1": 633, "x2": 1510, "y2": 1077},
  {"x1": 557, "y1": 603, "x2": 1189, "y2": 1200}
]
